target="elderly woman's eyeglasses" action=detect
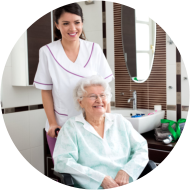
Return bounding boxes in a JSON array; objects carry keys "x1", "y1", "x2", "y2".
[{"x1": 82, "y1": 94, "x2": 107, "y2": 101}]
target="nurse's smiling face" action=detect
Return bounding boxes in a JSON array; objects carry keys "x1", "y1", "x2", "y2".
[
  {"x1": 55, "y1": 12, "x2": 83, "y2": 42},
  {"x1": 78, "y1": 85, "x2": 108, "y2": 117}
]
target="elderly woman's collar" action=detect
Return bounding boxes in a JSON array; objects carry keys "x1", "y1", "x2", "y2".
[{"x1": 75, "y1": 112, "x2": 114, "y2": 124}]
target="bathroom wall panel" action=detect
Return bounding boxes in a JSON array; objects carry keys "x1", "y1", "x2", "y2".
[
  {"x1": 20, "y1": 149, "x2": 31, "y2": 164},
  {"x1": 167, "y1": 110, "x2": 177, "y2": 121},
  {"x1": 130, "y1": 81, "x2": 149, "y2": 109},
  {"x1": 85, "y1": 31, "x2": 103, "y2": 49},
  {"x1": 107, "y1": 29, "x2": 115, "y2": 102},
  {"x1": 181, "y1": 111, "x2": 188, "y2": 119},
  {"x1": 78, "y1": 1, "x2": 102, "y2": 32},
  {"x1": 5, "y1": 53, "x2": 12, "y2": 67},
  {"x1": 27, "y1": 12, "x2": 52, "y2": 85},
  {"x1": 148, "y1": 25, "x2": 166, "y2": 115},
  {"x1": 28, "y1": 86, "x2": 42, "y2": 105},
  {"x1": 181, "y1": 59, "x2": 189, "y2": 107},
  {"x1": 2, "y1": 66, "x2": 29, "y2": 108},
  {"x1": 31, "y1": 145, "x2": 44, "y2": 174},
  {"x1": 29, "y1": 109, "x2": 47, "y2": 148},
  {"x1": 3, "y1": 111, "x2": 30, "y2": 151},
  {"x1": 167, "y1": 64, "x2": 176, "y2": 105},
  {"x1": 106, "y1": 1, "x2": 114, "y2": 30},
  {"x1": 114, "y1": 4, "x2": 131, "y2": 108},
  {"x1": 114, "y1": 3, "x2": 167, "y2": 117},
  {"x1": 166, "y1": 34, "x2": 176, "y2": 65}
]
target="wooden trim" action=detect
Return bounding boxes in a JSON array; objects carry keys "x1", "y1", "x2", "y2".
[
  {"x1": 167, "y1": 105, "x2": 176, "y2": 111},
  {"x1": 2, "y1": 104, "x2": 44, "y2": 114},
  {"x1": 111, "y1": 101, "x2": 115, "y2": 106},
  {"x1": 176, "y1": 48, "x2": 181, "y2": 62},
  {"x1": 177, "y1": 104, "x2": 181, "y2": 120},
  {"x1": 102, "y1": 1, "x2": 107, "y2": 58},
  {"x1": 27, "y1": 12, "x2": 52, "y2": 85},
  {"x1": 176, "y1": 48, "x2": 181, "y2": 120},
  {"x1": 182, "y1": 106, "x2": 189, "y2": 111}
]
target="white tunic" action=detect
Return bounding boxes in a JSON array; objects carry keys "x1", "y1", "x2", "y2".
[{"x1": 33, "y1": 39, "x2": 114, "y2": 132}]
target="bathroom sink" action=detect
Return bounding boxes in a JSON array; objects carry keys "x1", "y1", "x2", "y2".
[{"x1": 111, "y1": 107, "x2": 165, "y2": 134}]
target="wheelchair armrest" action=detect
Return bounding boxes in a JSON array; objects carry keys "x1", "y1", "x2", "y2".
[
  {"x1": 138, "y1": 160, "x2": 157, "y2": 179},
  {"x1": 53, "y1": 171, "x2": 74, "y2": 186}
]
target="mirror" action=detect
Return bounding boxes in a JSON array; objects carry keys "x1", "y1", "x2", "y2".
[{"x1": 121, "y1": 5, "x2": 156, "y2": 83}]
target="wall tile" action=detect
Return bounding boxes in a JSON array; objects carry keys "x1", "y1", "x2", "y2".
[
  {"x1": 31, "y1": 145, "x2": 44, "y2": 174},
  {"x1": 0, "y1": 81, "x2": 1, "y2": 103},
  {"x1": 106, "y1": 29, "x2": 115, "y2": 102},
  {"x1": 106, "y1": 1, "x2": 114, "y2": 30},
  {"x1": 78, "y1": 1, "x2": 102, "y2": 32},
  {"x1": 167, "y1": 64, "x2": 176, "y2": 105},
  {"x1": 166, "y1": 34, "x2": 176, "y2": 65},
  {"x1": 167, "y1": 110, "x2": 176, "y2": 121},
  {"x1": 5, "y1": 53, "x2": 12, "y2": 67},
  {"x1": 181, "y1": 111, "x2": 188, "y2": 119},
  {"x1": 181, "y1": 59, "x2": 189, "y2": 106},
  {"x1": 20, "y1": 149, "x2": 31, "y2": 164},
  {"x1": 85, "y1": 31, "x2": 103, "y2": 49},
  {"x1": 3, "y1": 111, "x2": 30, "y2": 151},
  {"x1": 27, "y1": 86, "x2": 43, "y2": 105},
  {"x1": 106, "y1": 29, "x2": 115, "y2": 70},
  {"x1": 2, "y1": 66, "x2": 29, "y2": 108},
  {"x1": 29, "y1": 109, "x2": 47, "y2": 148}
]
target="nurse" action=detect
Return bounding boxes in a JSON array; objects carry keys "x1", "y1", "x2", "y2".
[{"x1": 33, "y1": 3, "x2": 114, "y2": 156}]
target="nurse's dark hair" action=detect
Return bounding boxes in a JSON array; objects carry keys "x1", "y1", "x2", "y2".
[{"x1": 53, "y1": 3, "x2": 86, "y2": 41}]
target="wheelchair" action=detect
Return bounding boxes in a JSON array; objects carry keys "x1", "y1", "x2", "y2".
[
  {"x1": 50, "y1": 128, "x2": 157, "y2": 187},
  {"x1": 53, "y1": 160, "x2": 156, "y2": 186}
]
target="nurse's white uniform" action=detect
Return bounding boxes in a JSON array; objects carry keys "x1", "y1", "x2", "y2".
[{"x1": 33, "y1": 39, "x2": 114, "y2": 132}]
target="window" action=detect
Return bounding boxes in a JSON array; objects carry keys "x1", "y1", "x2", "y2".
[{"x1": 135, "y1": 11, "x2": 155, "y2": 80}]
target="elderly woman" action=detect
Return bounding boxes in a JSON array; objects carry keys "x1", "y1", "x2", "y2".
[{"x1": 53, "y1": 75, "x2": 149, "y2": 189}]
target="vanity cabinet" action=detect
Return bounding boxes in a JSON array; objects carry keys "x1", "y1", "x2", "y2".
[
  {"x1": 142, "y1": 130, "x2": 176, "y2": 164},
  {"x1": 11, "y1": 12, "x2": 52, "y2": 86}
]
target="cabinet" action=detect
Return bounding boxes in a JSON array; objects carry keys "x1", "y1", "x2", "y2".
[
  {"x1": 11, "y1": 12, "x2": 53, "y2": 86},
  {"x1": 142, "y1": 130, "x2": 176, "y2": 164}
]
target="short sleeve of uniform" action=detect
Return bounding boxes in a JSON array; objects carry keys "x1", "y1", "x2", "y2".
[
  {"x1": 33, "y1": 47, "x2": 53, "y2": 90},
  {"x1": 95, "y1": 43, "x2": 114, "y2": 83}
]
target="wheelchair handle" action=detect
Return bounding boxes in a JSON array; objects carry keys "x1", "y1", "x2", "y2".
[{"x1": 55, "y1": 128, "x2": 60, "y2": 137}]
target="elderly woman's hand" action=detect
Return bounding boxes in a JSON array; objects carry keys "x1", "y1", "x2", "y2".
[
  {"x1": 114, "y1": 170, "x2": 129, "y2": 186},
  {"x1": 101, "y1": 176, "x2": 119, "y2": 189}
]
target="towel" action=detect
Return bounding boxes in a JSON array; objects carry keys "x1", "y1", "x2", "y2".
[
  {"x1": 160, "y1": 122, "x2": 185, "y2": 133},
  {"x1": 154, "y1": 127, "x2": 171, "y2": 141},
  {"x1": 179, "y1": 123, "x2": 185, "y2": 132},
  {"x1": 154, "y1": 126, "x2": 183, "y2": 141}
]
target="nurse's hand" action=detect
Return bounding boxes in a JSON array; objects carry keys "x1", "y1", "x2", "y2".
[
  {"x1": 101, "y1": 176, "x2": 119, "y2": 189},
  {"x1": 48, "y1": 124, "x2": 61, "y2": 138}
]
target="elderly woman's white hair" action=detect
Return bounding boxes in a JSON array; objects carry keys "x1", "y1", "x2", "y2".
[{"x1": 74, "y1": 75, "x2": 112, "y2": 111}]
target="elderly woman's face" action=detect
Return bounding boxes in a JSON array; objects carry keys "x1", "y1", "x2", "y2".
[{"x1": 78, "y1": 85, "x2": 108, "y2": 116}]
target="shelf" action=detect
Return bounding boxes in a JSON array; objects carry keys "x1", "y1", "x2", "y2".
[{"x1": 142, "y1": 130, "x2": 176, "y2": 151}]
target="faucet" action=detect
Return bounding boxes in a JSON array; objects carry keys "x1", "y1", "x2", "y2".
[{"x1": 128, "y1": 90, "x2": 137, "y2": 110}]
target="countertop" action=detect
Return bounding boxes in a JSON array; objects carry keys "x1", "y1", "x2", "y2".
[{"x1": 142, "y1": 130, "x2": 176, "y2": 151}]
